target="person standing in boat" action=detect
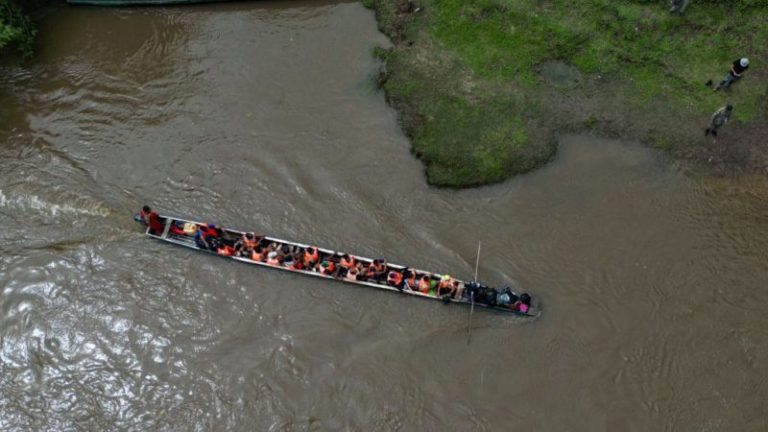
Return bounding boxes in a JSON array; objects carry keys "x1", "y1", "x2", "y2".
[{"x1": 138, "y1": 205, "x2": 164, "y2": 235}]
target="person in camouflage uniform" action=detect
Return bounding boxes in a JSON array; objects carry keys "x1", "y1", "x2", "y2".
[
  {"x1": 670, "y1": 0, "x2": 690, "y2": 14},
  {"x1": 704, "y1": 105, "x2": 733, "y2": 137}
]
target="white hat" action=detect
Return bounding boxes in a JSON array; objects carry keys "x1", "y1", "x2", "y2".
[{"x1": 740, "y1": 58, "x2": 749, "y2": 67}]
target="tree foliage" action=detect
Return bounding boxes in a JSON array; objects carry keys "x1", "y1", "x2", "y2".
[{"x1": 0, "y1": 0, "x2": 37, "y2": 57}]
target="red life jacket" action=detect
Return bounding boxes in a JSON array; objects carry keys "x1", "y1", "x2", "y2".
[
  {"x1": 199, "y1": 225, "x2": 219, "y2": 240},
  {"x1": 144, "y1": 211, "x2": 163, "y2": 233}
]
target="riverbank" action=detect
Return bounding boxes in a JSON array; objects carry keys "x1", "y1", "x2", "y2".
[{"x1": 365, "y1": 0, "x2": 768, "y2": 187}]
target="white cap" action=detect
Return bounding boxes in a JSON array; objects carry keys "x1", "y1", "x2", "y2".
[{"x1": 740, "y1": 58, "x2": 749, "y2": 67}]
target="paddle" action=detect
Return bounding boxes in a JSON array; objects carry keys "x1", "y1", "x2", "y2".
[{"x1": 467, "y1": 241, "x2": 481, "y2": 345}]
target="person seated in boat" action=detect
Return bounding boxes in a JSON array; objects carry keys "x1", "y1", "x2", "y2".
[
  {"x1": 168, "y1": 222, "x2": 187, "y2": 236},
  {"x1": 251, "y1": 245, "x2": 266, "y2": 262},
  {"x1": 417, "y1": 275, "x2": 433, "y2": 295},
  {"x1": 139, "y1": 205, "x2": 165, "y2": 235},
  {"x1": 303, "y1": 247, "x2": 320, "y2": 269},
  {"x1": 495, "y1": 287, "x2": 519, "y2": 310},
  {"x1": 217, "y1": 244, "x2": 235, "y2": 256},
  {"x1": 467, "y1": 283, "x2": 498, "y2": 307},
  {"x1": 386, "y1": 269, "x2": 404, "y2": 289},
  {"x1": 266, "y1": 251, "x2": 282, "y2": 266},
  {"x1": 317, "y1": 259, "x2": 336, "y2": 276},
  {"x1": 195, "y1": 223, "x2": 220, "y2": 250},
  {"x1": 437, "y1": 275, "x2": 458, "y2": 298},
  {"x1": 519, "y1": 293, "x2": 531, "y2": 313},
  {"x1": 403, "y1": 269, "x2": 418, "y2": 291},
  {"x1": 351, "y1": 262, "x2": 367, "y2": 280},
  {"x1": 283, "y1": 254, "x2": 296, "y2": 269},
  {"x1": 345, "y1": 265, "x2": 361, "y2": 281},
  {"x1": 339, "y1": 254, "x2": 356, "y2": 276},
  {"x1": 367, "y1": 259, "x2": 387, "y2": 282},
  {"x1": 234, "y1": 232, "x2": 260, "y2": 256},
  {"x1": 281, "y1": 244, "x2": 297, "y2": 261}
]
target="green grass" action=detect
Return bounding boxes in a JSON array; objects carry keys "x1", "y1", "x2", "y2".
[{"x1": 368, "y1": 0, "x2": 767, "y2": 186}]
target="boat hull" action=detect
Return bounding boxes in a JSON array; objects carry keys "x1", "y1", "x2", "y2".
[{"x1": 138, "y1": 214, "x2": 538, "y2": 317}]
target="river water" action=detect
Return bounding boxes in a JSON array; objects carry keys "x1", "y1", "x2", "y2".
[{"x1": 1, "y1": 2, "x2": 767, "y2": 431}]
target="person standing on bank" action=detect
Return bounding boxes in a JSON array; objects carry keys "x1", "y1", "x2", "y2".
[
  {"x1": 708, "y1": 58, "x2": 749, "y2": 91},
  {"x1": 705, "y1": 105, "x2": 733, "y2": 138}
]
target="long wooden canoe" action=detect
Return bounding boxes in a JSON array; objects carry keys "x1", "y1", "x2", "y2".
[{"x1": 136, "y1": 214, "x2": 538, "y2": 316}]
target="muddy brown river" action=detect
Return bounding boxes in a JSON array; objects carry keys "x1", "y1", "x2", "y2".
[{"x1": 1, "y1": 2, "x2": 768, "y2": 431}]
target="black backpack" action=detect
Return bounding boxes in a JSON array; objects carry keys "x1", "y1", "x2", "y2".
[{"x1": 477, "y1": 286, "x2": 498, "y2": 307}]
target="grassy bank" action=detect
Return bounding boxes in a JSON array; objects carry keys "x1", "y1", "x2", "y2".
[{"x1": 364, "y1": 0, "x2": 768, "y2": 187}]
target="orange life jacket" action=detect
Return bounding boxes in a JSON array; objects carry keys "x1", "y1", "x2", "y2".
[
  {"x1": 439, "y1": 278, "x2": 454, "y2": 290},
  {"x1": 418, "y1": 278, "x2": 431, "y2": 294},
  {"x1": 340, "y1": 256, "x2": 355, "y2": 269},
  {"x1": 251, "y1": 250, "x2": 264, "y2": 261},
  {"x1": 304, "y1": 248, "x2": 319, "y2": 265},
  {"x1": 267, "y1": 256, "x2": 281, "y2": 266},
  {"x1": 217, "y1": 245, "x2": 234, "y2": 256}
]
